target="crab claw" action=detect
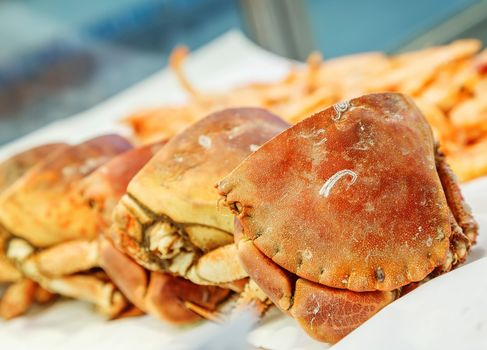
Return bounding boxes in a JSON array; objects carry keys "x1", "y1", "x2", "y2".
[{"x1": 235, "y1": 219, "x2": 394, "y2": 343}]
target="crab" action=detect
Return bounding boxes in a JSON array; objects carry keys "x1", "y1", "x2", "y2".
[
  {"x1": 217, "y1": 93, "x2": 478, "y2": 343},
  {"x1": 77, "y1": 142, "x2": 230, "y2": 324},
  {"x1": 0, "y1": 135, "x2": 134, "y2": 318},
  {"x1": 110, "y1": 108, "x2": 290, "y2": 316},
  {"x1": 0, "y1": 143, "x2": 66, "y2": 319}
]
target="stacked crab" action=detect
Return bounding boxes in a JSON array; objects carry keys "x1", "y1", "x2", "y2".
[{"x1": 0, "y1": 93, "x2": 478, "y2": 343}]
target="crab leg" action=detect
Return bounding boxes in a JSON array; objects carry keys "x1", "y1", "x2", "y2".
[
  {"x1": 0, "y1": 231, "x2": 20, "y2": 282},
  {"x1": 0, "y1": 279, "x2": 37, "y2": 320},
  {"x1": 435, "y1": 147, "x2": 478, "y2": 244},
  {"x1": 99, "y1": 237, "x2": 230, "y2": 324},
  {"x1": 183, "y1": 301, "x2": 224, "y2": 323},
  {"x1": 233, "y1": 279, "x2": 273, "y2": 317},
  {"x1": 182, "y1": 243, "x2": 274, "y2": 317},
  {"x1": 34, "y1": 286, "x2": 57, "y2": 304},
  {"x1": 21, "y1": 240, "x2": 99, "y2": 277},
  {"x1": 45, "y1": 274, "x2": 127, "y2": 317},
  {"x1": 186, "y1": 244, "x2": 249, "y2": 285},
  {"x1": 0, "y1": 257, "x2": 20, "y2": 282},
  {"x1": 7, "y1": 238, "x2": 128, "y2": 318}
]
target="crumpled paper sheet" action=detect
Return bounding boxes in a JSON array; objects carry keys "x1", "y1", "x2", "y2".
[{"x1": 0, "y1": 31, "x2": 486, "y2": 350}]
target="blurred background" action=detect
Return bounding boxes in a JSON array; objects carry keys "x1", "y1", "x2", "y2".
[{"x1": 0, "y1": 0, "x2": 485, "y2": 145}]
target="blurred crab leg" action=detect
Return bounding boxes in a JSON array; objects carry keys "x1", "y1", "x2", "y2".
[
  {"x1": 0, "y1": 279, "x2": 37, "y2": 320},
  {"x1": 34, "y1": 286, "x2": 57, "y2": 304},
  {"x1": 44, "y1": 274, "x2": 127, "y2": 317},
  {"x1": 169, "y1": 46, "x2": 199, "y2": 97},
  {"x1": 233, "y1": 280, "x2": 273, "y2": 317},
  {"x1": 20, "y1": 240, "x2": 99, "y2": 277},
  {"x1": 183, "y1": 301, "x2": 223, "y2": 323},
  {"x1": 99, "y1": 237, "x2": 230, "y2": 324},
  {"x1": 0, "y1": 257, "x2": 21, "y2": 282},
  {"x1": 0, "y1": 227, "x2": 20, "y2": 282},
  {"x1": 186, "y1": 244, "x2": 248, "y2": 285},
  {"x1": 7, "y1": 238, "x2": 128, "y2": 318}
]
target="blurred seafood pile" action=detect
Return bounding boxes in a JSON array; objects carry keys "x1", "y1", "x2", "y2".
[{"x1": 126, "y1": 40, "x2": 487, "y2": 182}]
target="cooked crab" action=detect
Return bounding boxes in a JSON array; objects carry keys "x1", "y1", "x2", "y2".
[
  {"x1": 110, "y1": 108, "x2": 290, "y2": 315},
  {"x1": 217, "y1": 93, "x2": 478, "y2": 343},
  {"x1": 0, "y1": 135, "x2": 133, "y2": 318},
  {"x1": 0, "y1": 143, "x2": 66, "y2": 319},
  {"x1": 77, "y1": 142, "x2": 230, "y2": 324}
]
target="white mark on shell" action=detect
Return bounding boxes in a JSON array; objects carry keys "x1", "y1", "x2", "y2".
[
  {"x1": 364, "y1": 202, "x2": 375, "y2": 213},
  {"x1": 228, "y1": 125, "x2": 243, "y2": 140},
  {"x1": 300, "y1": 249, "x2": 313, "y2": 260},
  {"x1": 174, "y1": 155, "x2": 184, "y2": 163},
  {"x1": 315, "y1": 137, "x2": 327, "y2": 146},
  {"x1": 332, "y1": 101, "x2": 350, "y2": 121},
  {"x1": 198, "y1": 135, "x2": 212, "y2": 149},
  {"x1": 249, "y1": 144, "x2": 259, "y2": 152},
  {"x1": 319, "y1": 169, "x2": 358, "y2": 197},
  {"x1": 353, "y1": 138, "x2": 375, "y2": 151},
  {"x1": 298, "y1": 128, "x2": 325, "y2": 139},
  {"x1": 79, "y1": 158, "x2": 107, "y2": 175},
  {"x1": 62, "y1": 157, "x2": 107, "y2": 177},
  {"x1": 436, "y1": 228, "x2": 445, "y2": 241},
  {"x1": 62, "y1": 166, "x2": 77, "y2": 177},
  {"x1": 308, "y1": 294, "x2": 321, "y2": 330},
  {"x1": 426, "y1": 237, "x2": 433, "y2": 247}
]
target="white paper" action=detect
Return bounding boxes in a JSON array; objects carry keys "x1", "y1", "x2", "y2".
[{"x1": 0, "y1": 31, "x2": 486, "y2": 350}]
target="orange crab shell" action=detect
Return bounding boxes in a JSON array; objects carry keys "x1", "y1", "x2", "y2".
[
  {"x1": 77, "y1": 142, "x2": 166, "y2": 229},
  {"x1": 0, "y1": 135, "x2": 132, "y2": 247},
  {"x1": 218, "y1": 93, "x2": 451, "y2": 293},
  {"x1": 126, "y1": 107, "x2": 291, "y2": 234},
  {"x1": 0, "y1": 143, "x2": 67, "y2": 193},
  {"x1": 77, "y1": 141, "x2": 230, "y2": 324}
]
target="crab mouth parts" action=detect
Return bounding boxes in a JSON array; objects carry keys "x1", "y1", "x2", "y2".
[
  {"x1": 143, "y1": 219, "x2": 200, "y2": 276},
  {"x1": 118, "y1": 194, "x2": 231, "y2": 276}
]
